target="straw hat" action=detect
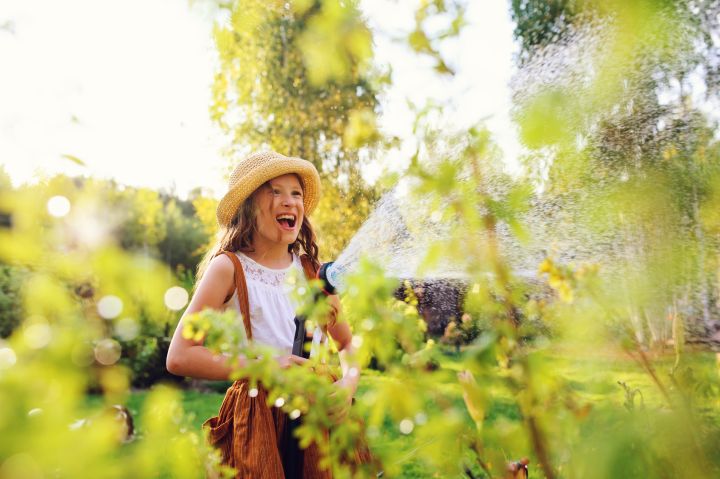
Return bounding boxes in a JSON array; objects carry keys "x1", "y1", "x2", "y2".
[{"x1": 216, "y1": 151, "x2": 321, "y2": 226}]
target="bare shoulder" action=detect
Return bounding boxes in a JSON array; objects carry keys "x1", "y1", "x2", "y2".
[
  {"x1": 193, "y1": 253, "x2": 235, "y2": 305},
  {"x1": 207, "y1": 252, "x2": 235, "y2": 277}
]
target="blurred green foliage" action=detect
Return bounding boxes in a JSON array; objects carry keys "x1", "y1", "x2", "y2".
[
  {"x1": 0, "y1": 173, "x2": 209, "y2": 388},
  {"x1": 0, "y1": 174, "x2": 228, "y2": 478},
  {"x1": 2, "y1": 1, "x2": 720, "y2": 478}
]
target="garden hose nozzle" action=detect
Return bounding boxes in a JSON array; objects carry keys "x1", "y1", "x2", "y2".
[{"x1": 317, "y1": 261, "x2": 338, "y2": 295}]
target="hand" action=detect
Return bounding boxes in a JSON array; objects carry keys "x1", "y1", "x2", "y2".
[
  {"x1": 274, "y1": 354, "x2": 308, "y2": 369},
  {"x1": 328, "y1": 376, "x2": 356, "y2": 424}
]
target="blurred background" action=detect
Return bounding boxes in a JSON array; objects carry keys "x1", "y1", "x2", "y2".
[{"x1": 1, "y1": 1, "x2": 720, "y2": 478}]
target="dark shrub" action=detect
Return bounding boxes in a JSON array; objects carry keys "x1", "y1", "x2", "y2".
[{"x1": 0, "y1": 263, "x2": 24, "y2": 339}]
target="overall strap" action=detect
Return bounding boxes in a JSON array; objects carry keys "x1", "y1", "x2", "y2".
[{"x1": 219, "y1": 251, "x2": 252, "y2": 340}]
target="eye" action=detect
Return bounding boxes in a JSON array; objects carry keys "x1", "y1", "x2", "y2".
[
  {"x1": 271, "y1": 188, "x2": 281, "y2": 196},
  {"x1": 292, "y1": 191, "x2": 303, "y2": 197}
]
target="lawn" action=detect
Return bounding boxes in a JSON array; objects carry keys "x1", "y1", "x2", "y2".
[{"x1": 86, "y1": 348, "x2": 719, "y2": 478}]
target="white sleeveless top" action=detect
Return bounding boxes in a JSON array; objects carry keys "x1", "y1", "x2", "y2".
[{"x1": 223, "y1": 252, "x2": 305, "y2": 354}]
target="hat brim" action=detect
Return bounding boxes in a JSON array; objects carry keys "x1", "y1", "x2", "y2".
[{"x1": 216, "y1": 155, "x2": 321, "y2": 227}]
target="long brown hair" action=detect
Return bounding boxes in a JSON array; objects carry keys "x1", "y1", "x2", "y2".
[{"x1": 195, "y1": 179, "x2": 320, "y2": 289}]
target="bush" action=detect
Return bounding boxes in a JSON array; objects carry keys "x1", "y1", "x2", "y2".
[
  {"x1": 120, "y1": 334, "x2": 181, "y2": 388},
  {"x1": 116, "y1": 314, "x2": 183, "y2": 388},
  {"x1": 0, "y1": 263, "x2": 24, "y2": 338}
]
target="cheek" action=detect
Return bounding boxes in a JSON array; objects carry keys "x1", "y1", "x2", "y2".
[
  {"x1": 253, "y1": 205, "x2": 272, "y2": 229},
  {"x1": 258, "y1": 210, "x2": 274, "y2": 227}
]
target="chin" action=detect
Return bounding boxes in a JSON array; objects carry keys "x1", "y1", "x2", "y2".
[{"x1": 277, "y1": 230, "x2": 299, "y2": 244}]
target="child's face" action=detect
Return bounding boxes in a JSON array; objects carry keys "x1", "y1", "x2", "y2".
[{"x1": 253, "y1": 173, "x2": 305, "y2": 248}]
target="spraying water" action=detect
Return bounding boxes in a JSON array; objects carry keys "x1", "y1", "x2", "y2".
[
  {"x1": 323, "y1": 16, "x2": 719, "y2": 342},
  {"x1": 322, "y1": 178, "x2": 461, "y2": 291},
  {"x1": 323, "y1": 24, "x2": 615, "y2": 291}
]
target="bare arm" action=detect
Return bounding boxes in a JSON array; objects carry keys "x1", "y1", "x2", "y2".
[
  {"x1": 166, "y1": 254, "x2": 244, "y2": 380},
  {"x1": 326, "y1": 295, "x2": 360, "y2": 394}
]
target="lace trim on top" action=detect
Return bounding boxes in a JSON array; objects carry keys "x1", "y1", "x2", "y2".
[{"x1": 235, "y1": 252, "x2": 299, "y2": 287}]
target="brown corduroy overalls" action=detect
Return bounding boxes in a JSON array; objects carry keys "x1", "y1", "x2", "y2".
[{"x1": 202, "y1": 251, "x2": 336, "y2": 479}]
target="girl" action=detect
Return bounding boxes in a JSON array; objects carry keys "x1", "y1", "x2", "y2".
[{"x1": 166, "y1": 151, "x2": 360, "y2": 478}]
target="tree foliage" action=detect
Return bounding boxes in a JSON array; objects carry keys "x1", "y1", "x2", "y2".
[
  {"x1": 211, "y1": 0, "x2": 386, "y2": 174},
  {"x1": 511, "y1": 0, "x2": 720, "y2": 338}
]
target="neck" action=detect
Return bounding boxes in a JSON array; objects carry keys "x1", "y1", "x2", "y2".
[{"x1": 246, "y1": 238, "x2": 292, "y2": 268}]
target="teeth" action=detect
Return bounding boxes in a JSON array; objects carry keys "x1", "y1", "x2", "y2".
[{"x1": 276, "y1": 214, "x2": 295, "y2": 220}]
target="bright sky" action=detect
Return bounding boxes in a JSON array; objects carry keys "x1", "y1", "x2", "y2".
[{"x1": 0, "y1": 0, "x2": 520, "y2": 199}]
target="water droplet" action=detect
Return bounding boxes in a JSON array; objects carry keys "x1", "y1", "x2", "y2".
[
  {"x1": 164, "y1": 286, "x2": 189, "y2": 311},
  {"x1": 289, "y1": 409, "x2": 301, "y2": 419},
  {"x1": 351, "y1": 335, "x2": 363, "y2": 348},
  {"x1": 0, "y1": 346, "x2": 17, "y2": 369},
  {"x1": 274, "y1": 397, "x2": 285, "y2": 408},
  {"x1": 47, "y1": 195, "x2": 71, "y2": 217},
  {"x1": 24, "y1": 323, "x2": 51, "y2": 349},
  {"x1": 97, "y1": 295, "x2": 123, "y2": 319},
  {"x1": 94, "y1": 339, "x2": 121, "y2": 365},
  {"x1": 399, "y1": 418, "x2": 414, "y2": 434},
  {"x1": 248, "y1": 388, "x2": 259, "y2": 398},
  {"x1": 69, "y1": 418, "x2": 87, "y2": 430}
]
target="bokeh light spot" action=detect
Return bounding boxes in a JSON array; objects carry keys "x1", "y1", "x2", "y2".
[
  {"x1": 24, "y1": 323, "x2": 52, "y2": 349},
  {"x1": 414, "y1": 412, "x2": 427, "y2": 425},
  {"x1": 164, "y1": 286, "x2": 189, "y2": 311},
  {"x1": 289, "y1": 409, "x2": 301, "y2": 419},
  {"x1": 97, "y1": 295, "x2": 123, "y2": 319},
  {"x1": 248, "y1": 388, "x2": 259, "y2": 398},
  {"x1": 94, "y1": 339, "x2": 122, "y2": 365},
  {"x1": 47, "y1": 195, "x2": 71, "y2": 217},
  {"x1": 274, "y1": 397, "x2": 285, "y2": 408},
  {"x1": 399, "y1": 418, "x2": 414, "y2": 435},
  {"x1": 0, "y1": 452, "x2": 43, "y2": 479},
  {"x1": 71, "y1": 343, "x2": 95, "y2": 367},
  {"x1": 114, "y1": 317, "x2": 139, "y2": 341},
  {"x1": 0, "y1": 346, "x2": 17, "y2": 369}
]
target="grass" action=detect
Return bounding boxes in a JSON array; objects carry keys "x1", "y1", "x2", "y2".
[{"x1": 86, "y1": 347, "x2": 719, "y2": 478}]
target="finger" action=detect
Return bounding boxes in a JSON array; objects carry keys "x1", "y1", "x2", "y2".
[
  {"x1": 331, "y1": 408, "x2": 349, "y2": 424},
  {"x1": 289, "y1": 355, "x2": 308, "y2": 365}
]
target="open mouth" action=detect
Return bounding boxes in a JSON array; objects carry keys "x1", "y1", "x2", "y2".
[{"x1": 276, "y1": 214, "x2": 297, "y2": 229}]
